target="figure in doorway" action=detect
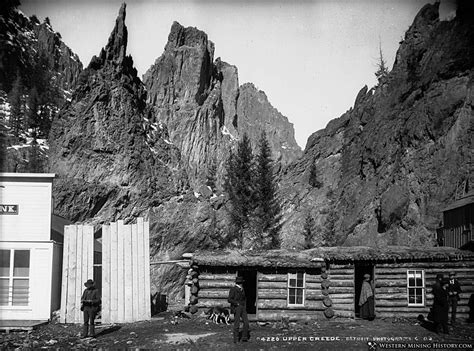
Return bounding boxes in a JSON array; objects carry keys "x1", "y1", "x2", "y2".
[
  {"x1": 228, "y1": 276, "x2": 249, "y2": 343},
  {"x1": 447, "y1": 271, "x2": 462, "y2": 325},
  {"x1": 81, "y1": 279, "x2": 101, "y2": 338},
  {"x1": 359, "y1": 273, "x2": 375, "y2": 321}
]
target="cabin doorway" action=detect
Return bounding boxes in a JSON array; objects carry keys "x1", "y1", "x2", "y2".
[
  {"x1": 238, "y1": 270, "x2": 257, "y2": 314},
  {"x1": 354, "y1": 264, "x2": 375, "y2": 318}
]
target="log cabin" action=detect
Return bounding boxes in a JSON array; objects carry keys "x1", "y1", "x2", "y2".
[
  {"x1": 437, "y1": 191, "x2": 474, "y2": 249},
  {"x1": 183, "y1": 246, "x2": 474, "y2": 321}
]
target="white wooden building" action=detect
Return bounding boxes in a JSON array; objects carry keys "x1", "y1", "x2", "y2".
[{"x1": 0, "y1": 173, "x2": 62, "y2": 322}]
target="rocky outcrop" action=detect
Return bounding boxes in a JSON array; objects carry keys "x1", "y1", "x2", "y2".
[
  {"x1": 144, "y1": 22, "x2": 301, "y2": 189},
  {"x1": 278, "y1": 2, "x2": 474, "y2": 248},
  {"x1": 49, "y1": 4, "x2": 187, "y2": 224}
]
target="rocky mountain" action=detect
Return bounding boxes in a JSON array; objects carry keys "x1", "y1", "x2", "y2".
[
  {"x1": 143, "y1": 22, "x2": 301, "y2": 189},
  {"x1": 45, "y1": 4, "x2": 301, "y2": 299},
  {"x1": 0, "y1": 5, "x2": 83, "y2": 172},
  {"x1": 278, "y1": 1, "x2": 474, "y2": 249}
]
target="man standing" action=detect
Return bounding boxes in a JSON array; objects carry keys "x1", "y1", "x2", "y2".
[
  {"x1": 432, "y1": 274, "x2": 449, "y2": 334},
  {"x1": 81, "y1": 279, "x2": 101, "y2": 338},
  {"x1": 447, "y1": 271, "x2": 462, "y2": 325},
  {"x1": 228, "y1": 276, "x2": 249, "y2": 343}
]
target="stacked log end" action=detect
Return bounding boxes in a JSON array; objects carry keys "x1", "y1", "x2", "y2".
[
  {"x1": 186, "y1": 265, "x2": 200, "y2": 314},
  {"x1": 321, "y1": 266, "x2": 333, "y2": 318}
]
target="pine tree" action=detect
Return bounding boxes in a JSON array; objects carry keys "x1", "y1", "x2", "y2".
[
  {"x1": 308, "y1": 161, "x2": 322, "y2": 188},
  {"x1": 206, "y1": 157, "x2": 217, "y2": 191},
  {"x1": 375, "y1": 39, "x2": 389, "y2": 84},
  {"x1": 254, "y1": 131, "x2": 281, "y2": 248},
  {"x1": 224, "y1": 133, "x2": 254, "y2": 249},
  {"x1": 303, "y1": 213, "x2": 316, "y2": 249},
  {"x1": 8, "y1": 75, "x2": 24, "y2": 138},
  {"x1": 27, "y1": 87, "x2": 40, "y2": 132},
  {"x1": 28, "y1": 135, "x2": 42, "y2": 173}
]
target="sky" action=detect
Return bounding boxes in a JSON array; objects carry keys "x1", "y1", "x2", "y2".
[{"x1": 21, "y1": 0, "x2": 457, "y2": 149}]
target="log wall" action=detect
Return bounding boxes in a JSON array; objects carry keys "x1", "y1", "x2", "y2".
[
  {"x1": 327, "y1": 264, "x2": 354, "y2": 318},
  {"x1": 374, "y1": 261, "x2": 474, "y2": 319},
  {"x1": 196, "y1": 268, "x2": 324, "y2": 321}
]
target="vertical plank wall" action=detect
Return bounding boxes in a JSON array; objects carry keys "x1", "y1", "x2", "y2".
[
  {"x1": 59, "y1": 225, "x2": 94, "y2": 323},
  {"x1": 101, "y1": 218, "x2": 151, "y2": 323}
]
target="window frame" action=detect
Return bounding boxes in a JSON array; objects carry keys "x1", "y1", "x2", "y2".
[
  {"x1": 287, "y1": 271, "x2": 306, "y2": 307},
  {"x1": 0, "y1": 249, "x2": 31, "y2": 307},
  {"x1": 406, "y1": 269, "x2": 425, "y2": 307}
]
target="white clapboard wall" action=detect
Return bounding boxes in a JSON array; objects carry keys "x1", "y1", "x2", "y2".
[
  {"x1": 59, "y1": 218, "x2": 151, "y2": 324},
  {"x1": 59, "y1": 224, "x2": 94, "y2": 324},
  {"x1": 101, "y1": 218, "x2": 151, "y2": 323}
]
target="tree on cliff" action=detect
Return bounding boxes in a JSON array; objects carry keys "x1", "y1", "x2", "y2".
[
  {"x1": 206, "y1": 156, "x2": 217, "y2": 192},
  {"x1": 224, "y1": 133, "x2": 255, "y2": 249},
  {"x1": 8, "y1": 75, "x2": 24, "y2": 139},
  {"x1": 375, "y1": 39, "x2": 390, "y2": 84},
  {"x1": 308, "y1": 160, "x2": 322, "y2": 188},
  {"x1": 303, "y1": 213, "x2": 316, "y2": 249},
  {"x1": 253, "y1": 131, "x2": 281, "y2": 248}
]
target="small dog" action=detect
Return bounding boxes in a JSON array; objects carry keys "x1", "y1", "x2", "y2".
[{"x1": 206, "y1": 306, "x2": 230, "y2": 325}]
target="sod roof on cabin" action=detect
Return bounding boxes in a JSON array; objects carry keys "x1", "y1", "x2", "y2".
[
  {"x1": 309, "y1": 246, "x2": 474, "y2": 262},
  {"x1": 190, "y1": 246, "x2": 474, "y2": 267},
  {"x1": 190, "y1": 249, "x2": 324, "y2": 268}
]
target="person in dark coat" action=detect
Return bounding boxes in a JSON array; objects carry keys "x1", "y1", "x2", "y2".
[
  {"x1": 359, "y1": 273, "x2": 375, "y2": 321},
  {"x1": 228, "y1": 276, "x2": 249, "y2": 343},
  {"x1": 81, "y1": 279, "x2": 101, "y2": 338},
  {"x1": 432, "y1": 275, "x2": 449, "y2": 334},
  {"x1": 447, "y1": 271, "x2": 462, "y2": 325},
  {"x1": 468, "y1": 294, "x2": 474, "y2": 323}
]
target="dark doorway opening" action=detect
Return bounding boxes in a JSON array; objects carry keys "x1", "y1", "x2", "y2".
[
  {"x1": 238, "y1": 270, "x2": 257, "y2": 314},
  {"x1": 354, "y1": 264, "x2": 375, "y2": 318}
]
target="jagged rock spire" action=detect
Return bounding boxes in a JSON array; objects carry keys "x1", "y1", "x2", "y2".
[{"x1": 104, "y1": 3, "x2": 128, "y2": 64}]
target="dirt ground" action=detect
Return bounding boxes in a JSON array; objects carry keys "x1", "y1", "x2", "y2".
[{"x1": 1, "y1": 310, "x2": 474, "y2": 350}]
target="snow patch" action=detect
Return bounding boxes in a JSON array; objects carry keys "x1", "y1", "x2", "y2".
[{"x1": 221, "y1": 126, "x2": 237, "y2": 141}]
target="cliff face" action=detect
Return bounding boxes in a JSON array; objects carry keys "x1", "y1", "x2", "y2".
[
  {"x1": 49, "y1": 4, "x2": 187, "y2": 224},
  {"x1": 278, "y1": 2, "x2": 474, "y2": 248},
  {"x1": 143, "y1": 22, "x2": 301, "y2": 188}
]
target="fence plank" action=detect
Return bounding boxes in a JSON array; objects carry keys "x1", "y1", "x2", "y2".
[
  {"x1": 131, "y1": 223, "x2": 139, "y2": 321},
  {"x1": 117, "y1": 220, "x2": 125, "y2": 323},
  {"x1": 102, "y1": 224, "x2": 110, "y2": 324},
  {"x1": 124, "y1": 223, "x2": 133, "y2": 322},
  {"x1": 143, "y1": 219, "x2": 151, "y2": 319},
  {"x1": 137, "y1": 217, "x2": 145, "y2": 320},
  {"x1": 110, "y1": 221, "x2": 118, "y2": 323},
  {"x1": 75, "y1": 225, "x2": 84, "y2": 323},
  {"x1": 60, "y1": 226, "x2": 70, "y2": 323},
  {"x1": 86, "y1": 225, "x2": 94, "y2": 284},
  {"x1": 66, "y1": 225, "x2": 77, "y2": 323}
]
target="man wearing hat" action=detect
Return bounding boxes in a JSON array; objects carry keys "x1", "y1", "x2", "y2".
[
  {"x1": 432, "y1": 274, "x2": 449, "y2": 334},
  {"x1": 81, "y1": 279, "x2": 101, "y2": 338},
  {"x1": 447, "y1": 272, "x2": 462, "y2": 325},
  {"x1": 228, "y1": 276, "x2": 249, "y2": 343}
]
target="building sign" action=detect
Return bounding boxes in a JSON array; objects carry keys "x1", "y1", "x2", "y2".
[{"x1": 0, "y1": 205, "x2": 18, "y2": 215}]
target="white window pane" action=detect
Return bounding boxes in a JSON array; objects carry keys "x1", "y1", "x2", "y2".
[
  {"x1": 13, "y1": 250, "x2": 30, "y2": 277},
  {"x1": 0, "y1": 250, "x2": 10, "y2": 276},
  {"x1": 12, "y1": 279, "x2": 29, "y2": 306},
  {"x1": 0, "y1": 278, "x2": 9, "y2": 305}
]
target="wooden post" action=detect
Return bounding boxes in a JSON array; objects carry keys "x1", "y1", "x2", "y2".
[
  {"x1": 110, "y1": 221, "x2": 118, "y2": 323},
  {"x1": 117, "y1": 220, "x2": 125, "y2": 323},
  {"x1": 60, "y1": 226, "x2": 71, "y2": 323},
  {"x1": 66, "y1": 225, "x2": 77, "y2": 323},
  {"x1": 143, "y1": 219, "x2": 151, "y2": 319},
  {"x1": 124, "y1": 223, "x2": 133, "y2": 322},
  {"x1": 102, "y1": 224, "x2": 110, "y2": 324},
  {"x1": 137, "y1": 217, "x2": 145, "y2": 320},
  {"x1": 74, "y1": 225, "x2": 83, "y2": 323},
  {"x1": 131, "y1": 222, "x2": 139, "y2": 321}
]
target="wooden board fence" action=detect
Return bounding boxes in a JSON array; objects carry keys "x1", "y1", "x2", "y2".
[
  {"x1": 101, "y1": 218, "x2": 151, "y2": 323},
  {"x1": 60, "y1": 218, "x2": 151, "y2": 324},
  {"x1": 59, "y1": 224, "x2": 94, "y2": 323}
]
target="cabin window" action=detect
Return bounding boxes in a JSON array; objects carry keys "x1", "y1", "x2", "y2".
[
  {"x1": 0, "y1": 249, "x2": 30, "y2": 307},
  {"x1": 407, "y1": 270, "x2": 424, "y2": 306},
  {"x1": 288, "y1": 272, "x2": 305, "y2": 306}
]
